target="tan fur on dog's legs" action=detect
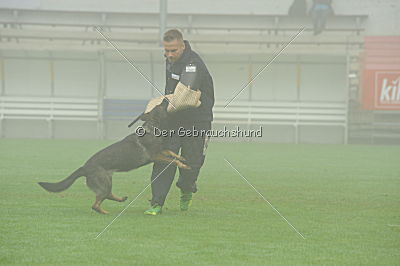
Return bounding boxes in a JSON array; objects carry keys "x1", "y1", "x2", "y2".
[
  {"x1": 161, "y1": 150, "x2": 186, "y2": 161},
  {"x1": 152, "y1": 151, "x2": 191, "y2": 169},
  {"x1": 92, "y1": 196, "x2": 108, "y2": 214},
  {"x1": 86, "y1": 169, "x2": 112, "y2": 214},
  {"x1": 107, "y1": 194, "x2": 128, "y2": 202}
]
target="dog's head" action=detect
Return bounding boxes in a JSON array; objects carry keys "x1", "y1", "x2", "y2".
[{"x1": 140, "y1": 98, "x2": 169, "y2": 128}]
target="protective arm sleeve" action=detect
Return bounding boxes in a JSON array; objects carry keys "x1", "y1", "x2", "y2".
[{"x1": 166, "y1": 63, "x2": 202, "y2": 112}]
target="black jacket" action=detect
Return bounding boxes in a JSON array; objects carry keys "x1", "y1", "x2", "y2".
[{"x1": 165, "y1": 40, "x2": 214, "y2": 122}]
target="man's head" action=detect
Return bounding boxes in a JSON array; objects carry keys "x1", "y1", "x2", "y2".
[{"x1": 163, "y1": 29, "x2": 185, "y2": 63}]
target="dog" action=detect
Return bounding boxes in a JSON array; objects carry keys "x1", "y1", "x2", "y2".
[{"x1": 38, "y1": 99, "x2": 189, "y2": 214}]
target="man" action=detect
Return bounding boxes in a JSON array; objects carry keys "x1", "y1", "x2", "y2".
[
  {"x1": 144, "y1": 29, "x2": 215, "y2": 215},
  {"x1": 310, "y1": 0, "x2": 334, "y2": 35}
]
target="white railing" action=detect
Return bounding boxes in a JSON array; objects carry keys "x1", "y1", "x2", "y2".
[
  {"x1": 0, "y1": 96, "x2": 100, "y2": 138},
  {"x1": 213, "y1": 100, "x2": 348, "y2": 143}
]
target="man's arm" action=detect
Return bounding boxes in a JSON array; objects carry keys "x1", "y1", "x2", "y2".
[
  {"x1": 180, "y1": 62, "x2": 201, "y2": 90},
  {"x1": 145, "y1": 62, "x2": 203, "y2": 114},
  {"x1": 165, "y1": 62, "x2": 202, "y2": 112}
]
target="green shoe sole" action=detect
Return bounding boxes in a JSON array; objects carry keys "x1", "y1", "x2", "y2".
[
  {"x1": 144, "y1": 211, "x2": 161, "y2": 216},
  {"x1": 144, "y1": 206, "x2": 162, "y2": 216}
]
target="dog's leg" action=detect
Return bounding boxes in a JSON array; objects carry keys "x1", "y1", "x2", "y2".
[
  {"x1": 161, "y1": 150, "x2": 186, "y2": 161},
  {"x1": 92, "y1": 196, "x2": 108, "y2": 215},
  {"x1": 153, "y1": 153, "x2": 191, "y2": 169},
  {"x1": 174, "y1": 160, "x2": 191, "y2": 169},
  {"x1": 107, "y1": 194, "x2": 128, "y2": 202},
  {"x1": 105, "y1": 170, "x2": 128, "y2": 203},
  {"x1": 86, "y1": 168, "x2": 112, "y2": 214}
]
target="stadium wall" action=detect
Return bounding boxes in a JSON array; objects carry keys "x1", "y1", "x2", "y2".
[
  {"x1": 0, "y1": 50, "x2": 346, "y2": 143},
  {"x1": 1, "y1": 0, "x2": 398, "y2": 35}
]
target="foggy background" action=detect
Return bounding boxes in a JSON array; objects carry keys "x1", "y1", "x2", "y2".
[{"x1": 0, "y1": 0, "x2": 399, "y2": 144}]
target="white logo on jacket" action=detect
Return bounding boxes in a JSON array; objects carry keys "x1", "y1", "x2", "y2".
[
  {"x1": 171, "y1": 73, "x2": 180, "y2": 80},
  {"x1": 185, "y1": 65, "x2": 196, "y2": 72}
]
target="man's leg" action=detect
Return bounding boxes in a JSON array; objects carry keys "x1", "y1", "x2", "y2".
[
  {"x1": 312, "y1": 10, "x2": 320, "y2": 35},
  {"x1": 176, "y1": 121, "x2": 211, "y2": 205},
  {"x1": 147, "y1": 133, "x2": 181, "y2": 211},
  {"x1": 320, "y1": 9, "x2": 330, "y2": 31},
  {"x1": 150, "y1": 162, "x2": 178, "y2": 207}
]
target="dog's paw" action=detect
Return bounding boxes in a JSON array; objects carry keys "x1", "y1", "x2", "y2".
[
  {"x1": 180, "y1": 164, "x2": 191, "y2": 170},
  {"x1": 92, "y1": 206, "x2": 109, "y2": 215}
]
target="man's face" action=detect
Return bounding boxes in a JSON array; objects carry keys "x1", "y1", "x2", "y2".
[{"x1": 163, "y1": 39, "x2": 185, "y2": 63}]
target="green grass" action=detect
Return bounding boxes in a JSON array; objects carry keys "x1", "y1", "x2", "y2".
[{"x1": 0, "y1": 138, "x2": 399, "y2": 265}]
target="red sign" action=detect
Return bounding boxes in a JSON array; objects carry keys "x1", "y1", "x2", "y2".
[
  {"x1": 361, "y1": 36, "x2": 400, "y2": 110},
  {"x1": 374, "y1": 72, "x2": 400, "y2": 108}
]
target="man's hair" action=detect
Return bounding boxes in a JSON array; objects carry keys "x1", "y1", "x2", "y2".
[{"x1": 163, "y1": 29, "x2": 183, "y2": 42}]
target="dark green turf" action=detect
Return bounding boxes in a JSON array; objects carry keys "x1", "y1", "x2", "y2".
[{"x1": 0, "y1": 139, "x2": 399, "y2": 265}]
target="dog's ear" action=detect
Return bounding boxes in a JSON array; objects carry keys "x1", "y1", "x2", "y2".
[
  {"x1": 160, "y1": 97, "x2": 169, "y2": 107},
  {"x1": 139, "y1": 112, "x2": 151, "y2": 121}
]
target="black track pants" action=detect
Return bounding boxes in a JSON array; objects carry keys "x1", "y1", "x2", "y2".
[{"x1": 150, "y1": 121, "x2": 211, "y2": 206}]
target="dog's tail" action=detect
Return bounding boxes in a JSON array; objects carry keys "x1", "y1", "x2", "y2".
[{"x1": 38, "y1": 167, "x2": 86, "y2": 193}]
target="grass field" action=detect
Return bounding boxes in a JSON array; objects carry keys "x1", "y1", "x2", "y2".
[{"x1": 0, "y1": 138, "x2": 399, "y2": 265}]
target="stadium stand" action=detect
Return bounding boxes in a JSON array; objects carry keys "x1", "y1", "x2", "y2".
[{"x1": 0, "y1": 5, "x2": 374, "y2": 143}]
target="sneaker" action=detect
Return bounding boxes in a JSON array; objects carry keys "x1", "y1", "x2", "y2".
[
  {"x1": 180, "y1": 191, "x2": 193, "y2": 211},
  {"x1": 144, "y1": 205, "x2": 162, "y2": 216}
]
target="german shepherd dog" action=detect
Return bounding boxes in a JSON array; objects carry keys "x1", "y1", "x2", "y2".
[{"x1": 38, "y1": 99, "x2": 188, "y2": 214}]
